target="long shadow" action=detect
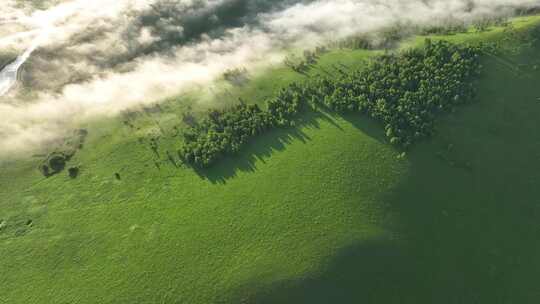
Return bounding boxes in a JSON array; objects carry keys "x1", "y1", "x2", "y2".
[
  {"x1": 226, "y1": 46, "x2": 540, "y2": 303},
  {"x1": 339, "y1": 111, "x2": 388, "y2": 144},
  {"x1": 230, "y1": 239, "x2": 427, "y2": 304},
  {"x1": 193, "y1": 110, "x2": 343, "y2": 184}
]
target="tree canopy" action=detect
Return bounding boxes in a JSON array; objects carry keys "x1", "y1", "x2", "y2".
[{"x1": 180, "y1": 40, "x2": 482, "y2": 167}]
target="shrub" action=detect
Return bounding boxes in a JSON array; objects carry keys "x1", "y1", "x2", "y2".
[{"x1": 68, "y1": 167, "x2": 79, "y2": 178}]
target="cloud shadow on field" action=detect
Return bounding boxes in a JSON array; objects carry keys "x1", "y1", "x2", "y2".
[
  {"x1": 224, "y1": 47, "x2": 540, "y2": 304},
  {"x1": 228, "y1": 239, "x2": 430, "y2": 304},
  {"x1": 228, "y1": 132, "x2": 540, "y2": 303}
]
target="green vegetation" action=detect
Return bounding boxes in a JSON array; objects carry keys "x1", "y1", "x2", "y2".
[
  {"x1": 180, "y1": 103, "x2": 273, "y2": 167},
  {"x1": 1, "y1": 15, "x2": 540, "y2": 304},
  {"x1": 181, "y1": 41, "x2": 481, "y2": 167},
  {"x1": 37, "y1": 129, "x2": 87, "y2": 177}
]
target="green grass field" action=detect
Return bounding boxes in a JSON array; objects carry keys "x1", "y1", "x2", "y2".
[{"x1": 1, "y1": 15, "x2": 540, "y2": 304}]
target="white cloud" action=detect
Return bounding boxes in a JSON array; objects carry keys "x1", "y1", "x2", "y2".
[{"x1": 0, "y1": 0, "x2": 538, "y2": 156}]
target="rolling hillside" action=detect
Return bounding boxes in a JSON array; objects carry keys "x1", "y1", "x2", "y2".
[{"x1": 1, "y1": 15, "x2": 540, "y2": 304}]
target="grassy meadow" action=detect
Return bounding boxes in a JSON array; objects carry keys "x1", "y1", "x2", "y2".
[{"x1": 1, "y1": 15, "x2": 540, "y2": 304}]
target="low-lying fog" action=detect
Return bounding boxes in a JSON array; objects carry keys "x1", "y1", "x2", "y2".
[{"x1": 0, "y1": 0, "x2": 538, "y2": 156}]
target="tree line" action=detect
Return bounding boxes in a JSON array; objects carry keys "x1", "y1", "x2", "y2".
[{"x1": 180, "y1": 40, "x2": 482, "y2": 167}]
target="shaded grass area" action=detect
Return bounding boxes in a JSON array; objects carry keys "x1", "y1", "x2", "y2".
[
  {"x1": 1, "y1": 16, "x2": 540, "y2": 304},
  {"x1": 234, "y1": 33, "x2": 540, "y2": 304}
]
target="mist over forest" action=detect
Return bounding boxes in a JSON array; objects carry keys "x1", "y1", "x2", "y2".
[{"x1": 0, "y1": 0, "x2": 539, "y2": 155}]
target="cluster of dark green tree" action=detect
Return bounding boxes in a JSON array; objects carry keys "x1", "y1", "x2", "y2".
[
  {"x1": 179, "y1": 84, "x2": 310, "y2": 167},
  {"x1": 180, "y1": 40, "x2": 481, "y2": 167},
  {"x1": 314, "y1": 40, "x2": 481, "y2": 147},
  {"x1": 179, "y1": 104, "x2": 273, "y2": 167}
]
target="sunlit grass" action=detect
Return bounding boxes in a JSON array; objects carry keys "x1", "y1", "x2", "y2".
[{"x1": 1, "y1": 15, "x2": 540, "y2": 304}]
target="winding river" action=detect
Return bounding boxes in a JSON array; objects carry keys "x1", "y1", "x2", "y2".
[
  {"x1": 0, "y1": 52, "x2": 26, "y2": 96},
  {"x1": 0, "y1": 31, "x2": 46, "y2": 96}
]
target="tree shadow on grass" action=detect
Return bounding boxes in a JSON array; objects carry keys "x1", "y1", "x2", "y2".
[
  {"x1": 192, "y1": 110, "x2": 344, "y2": 184},
  {"x1": 191, "y1": 108, "x2": 391, "y2": 184},
  {"x1": 339, "y1": 111, "x2": 388, "y2": 144}
]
